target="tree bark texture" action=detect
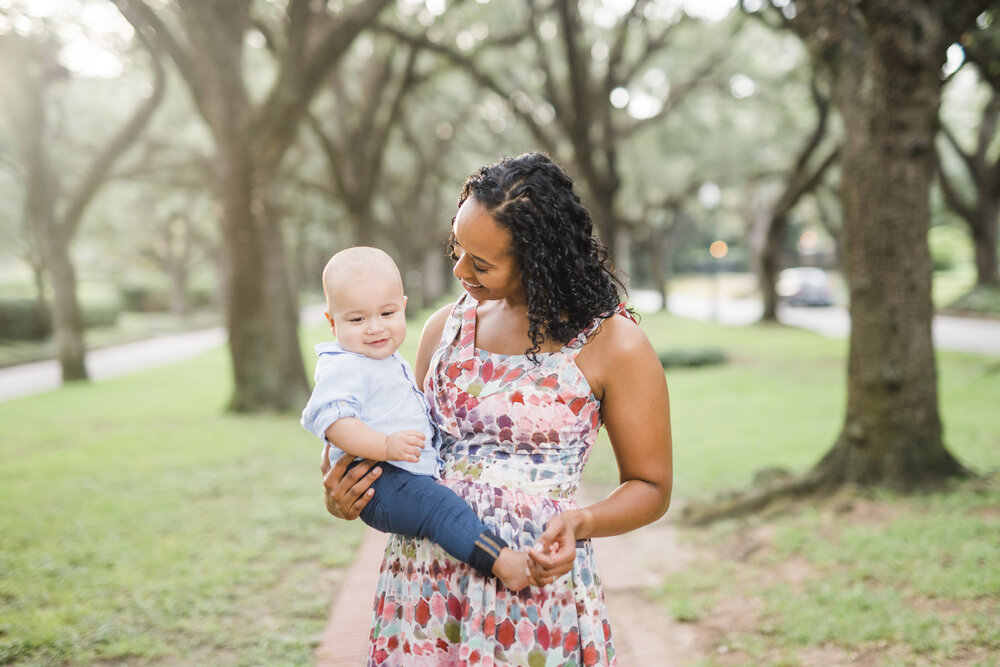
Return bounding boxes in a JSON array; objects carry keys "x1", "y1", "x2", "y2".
[
  {"x1": 791, "y1": 1, "x2": 986, "y2": 488},
  {"x1": 759, "y1": 211, "x2": 787, "y2": 321}
]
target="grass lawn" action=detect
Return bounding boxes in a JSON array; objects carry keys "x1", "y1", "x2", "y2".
[
  {"x1": 581, "y1": 308, "x2": 1000, "y2": 666},
  {"x1": 1, "y1": 302, "x2": 997, "y2": 665}
]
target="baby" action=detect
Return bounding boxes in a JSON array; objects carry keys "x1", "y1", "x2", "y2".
[{"x1": 301, "y1": 246, "x2": 530, "y2": 588}]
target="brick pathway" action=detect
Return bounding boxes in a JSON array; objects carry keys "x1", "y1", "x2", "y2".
[{"x1": 315, "y1": 529, "x2": 386, "y2": 667}]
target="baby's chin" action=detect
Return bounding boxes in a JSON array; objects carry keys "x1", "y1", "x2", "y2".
[{"x1": 355, "y1": 342, "x2": 399, "y2": 360}]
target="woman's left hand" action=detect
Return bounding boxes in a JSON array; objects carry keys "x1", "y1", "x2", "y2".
[{"x1": 527, "y1": 512, "x2": 580, "y2": 584}]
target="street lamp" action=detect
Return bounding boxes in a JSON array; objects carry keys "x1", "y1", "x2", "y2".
[{"x1": 698, "y1": 182, "x2": 722, "y2": 321}]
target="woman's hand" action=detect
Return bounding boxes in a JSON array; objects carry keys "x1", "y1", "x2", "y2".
[
  {"x1": 321, "y1": 442, "x2": 381, "y2": 519},
  {"x1": 527, "y1": 511, "x2": 583, "y2": 585}
]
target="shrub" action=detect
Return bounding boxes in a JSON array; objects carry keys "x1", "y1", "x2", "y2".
[
  {"x1": 657, "y1": 347, "x2": 728, "y2": 368},
  {"x1": 121, "y1": 277, "x2": 171, "y2": 312},
  {"x1": 121, "y1": 276, "x2": 218, "y2": 313},
  {"x1": 0, "y1": 287, "x2": 121, "y2": 341},
  {"x1": 0, "y1": 296, "x2": 51, "y2": 340},
  {"x1": 946, "y1": 285, "x2": 1000, "y2": 316},
  {"x1": 81, "y1": 288, "x2": 122, "y2": 328},
  {"x1": 929, "y1": 225, "x2": 972, "y2": 273}
]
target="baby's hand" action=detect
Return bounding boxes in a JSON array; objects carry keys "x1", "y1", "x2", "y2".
[
  {"x1": 385, "y1": 430, "x2": 425, "y2": 463},
  {"x1": 492, "y1": 548, "x2": 533, "y2": 591}
]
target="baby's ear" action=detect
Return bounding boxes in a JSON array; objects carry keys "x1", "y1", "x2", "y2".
[
  {"x1": 325, "y1": 311, "x2": 336, "y2": 336},
  {"x1": 402, "y1": 295, "x2": 408, "y2": 311}
]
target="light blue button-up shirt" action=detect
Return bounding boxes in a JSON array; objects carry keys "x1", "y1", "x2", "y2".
[{"x1": 301, "y1": 342, "x2": 442, "y2": 477}]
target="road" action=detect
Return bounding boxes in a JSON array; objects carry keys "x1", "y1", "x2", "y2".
[
  {"x1": 663, "y1": 292, "x2": 1000, "y2": 357},
  {"x1": 1, "y1": 297, "x2": 996, "y2": 404},
  {"x1": 0, "y1": 305, "x2": 329, "y2": 403}
]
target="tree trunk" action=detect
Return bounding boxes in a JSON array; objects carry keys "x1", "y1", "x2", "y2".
[
  {"x1": 648, "y1": 225, "x2": 668, "y2": 312},
  {"x1": 30, "y1": 260, "x2": 51, "y2": 337},
  {"x1": 972, "y1": 196, "x2": 1000, "y2": 287},
  {"x1": 816, "y1": 9, "x2": 965, "y2": 488},
  {"x1": 214, "y1": 139, "x2": 308, "y2": 412},
  {"x1": 46, "y1": 238, "x2": 88, "y2": 381},
  {"x1": 759, "y1": 212, "x2": 786, "y2": 321},
  {"x1": 111, "y1": 0, "x2": 393, "y2": 412},
  {"x1": 165, "y1": 216, "x2": 191, "y2": 317},
  {"x1": 20, "y1": 81, "x2": 89, "y2": 381},
  {"x1": 576, "y1": 169, "x2": 621, "y2": 262},
  {"x1": 169, "y1": 263, "x2": 188, "y2": 317}
]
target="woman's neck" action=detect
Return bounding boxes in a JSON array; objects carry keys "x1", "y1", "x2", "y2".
[{"x1": 474, "y1": 298, "x2": 562, "y2": 355}]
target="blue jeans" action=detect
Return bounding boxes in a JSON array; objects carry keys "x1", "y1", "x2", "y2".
[{"x1": 352, "y1": 462, "x2": 507, "y2": 575}]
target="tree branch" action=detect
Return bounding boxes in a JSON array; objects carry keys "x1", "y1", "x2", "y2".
[
  {"x1": 252, "y1": 0, "x2": 395, "y2": 167},
  {"x1": 61, "y1": 28, "x2": 166, "y2": 236},
  {"x1": 939, "y1": 119, "x2": 977, "y2": 182},
  {"x1": 375, "y1": 23, "x2": 559, "y2": 153},
  {"x1": 936, "y1": 145, "x2": 976, "y2": 223},
  {"x1": 112, "y1": 0, "x2": 199, "y2": 107}
]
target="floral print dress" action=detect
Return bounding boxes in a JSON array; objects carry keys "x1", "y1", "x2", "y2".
[{"x1": 367, "y1": 293, "x2": 625, "y2": 666}]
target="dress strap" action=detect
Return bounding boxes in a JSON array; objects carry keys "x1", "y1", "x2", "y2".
[{"x1": 561, "y1": 302, "x2": 635, "y2": 358}]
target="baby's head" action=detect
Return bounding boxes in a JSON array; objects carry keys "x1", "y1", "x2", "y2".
[{"x1": 322, "y1": 247, "x2": 407, "y2": 360}]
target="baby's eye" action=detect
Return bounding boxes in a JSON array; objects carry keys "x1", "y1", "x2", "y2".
[
  {"x1": 381, "y1": 310, "x2": 396, "y2": 317},
  {"x1": 348, "y1": 317, "x2": 363, "y2": 323}
]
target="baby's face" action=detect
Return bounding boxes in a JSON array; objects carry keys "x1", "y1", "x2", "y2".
[{"x1": 326, "y1": 273, "x2": 407, "y2": 360}]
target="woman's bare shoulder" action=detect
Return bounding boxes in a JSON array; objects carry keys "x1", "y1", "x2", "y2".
[
  {"x1": 574, "y1": 310, "x2": 657, "y2": 397},
  {"x1": 589, "y1": 310, "x2": 652, "y2": 356}
]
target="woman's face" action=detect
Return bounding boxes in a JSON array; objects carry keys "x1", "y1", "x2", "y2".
[{"x1": 451, "y1": 197, "x2": 525, "y2": 304}]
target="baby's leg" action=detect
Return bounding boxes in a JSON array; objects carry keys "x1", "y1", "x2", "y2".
[{"x1": 371, "y1": 466, "x2": 514, "y2": 579}]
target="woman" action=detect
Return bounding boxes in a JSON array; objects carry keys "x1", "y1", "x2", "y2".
[{"x1": 322, "y1": 152, "x2": 672, "y2": 665}]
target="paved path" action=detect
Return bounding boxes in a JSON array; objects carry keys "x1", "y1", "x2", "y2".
[
  {"x1": 0, "y1": 304, "x2": 327, "y2": 403},
  {"x1": 0, "y1": 328, "x2": 227, "y2": 402}
]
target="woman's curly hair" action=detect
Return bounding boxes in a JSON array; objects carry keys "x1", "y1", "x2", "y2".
[{"x1": 450, "y1": 152, "x2": 632, "y2": 359}]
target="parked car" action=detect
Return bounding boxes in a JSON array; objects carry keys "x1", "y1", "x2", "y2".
[{"x1": 777, "y1": 267, "x2": 836, "y2": 306}]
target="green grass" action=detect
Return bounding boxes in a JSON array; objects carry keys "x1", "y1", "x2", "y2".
[
  {"x1": 585, "y1": 309, "x2": 999, "y2": 497},
  {"x1": 584, "y1": 312, "x2": 851, "y2": 497},
  {"x1": 579, "y1": 308, "x2": 1000, "y2": 665},
  {"x1": 0, "y1": 329, "x2": 365, "y2": 665}
]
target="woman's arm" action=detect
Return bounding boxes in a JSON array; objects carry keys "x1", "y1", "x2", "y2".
[
  {"x1": 530, "y1": 315, "x2": 672, "y2": 577},
  {"x1": 321, "y1": 302, "x2": 455, "y2": 518}
]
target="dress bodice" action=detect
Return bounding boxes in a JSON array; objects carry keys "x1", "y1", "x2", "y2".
[{"x1": 426, "y1": 294, "x2": 610, "y2": 499}]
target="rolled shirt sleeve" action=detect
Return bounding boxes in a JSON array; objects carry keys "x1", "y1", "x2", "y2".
[{"x1": 301, "y1": 351, "x2": 366, "y2": 444}]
